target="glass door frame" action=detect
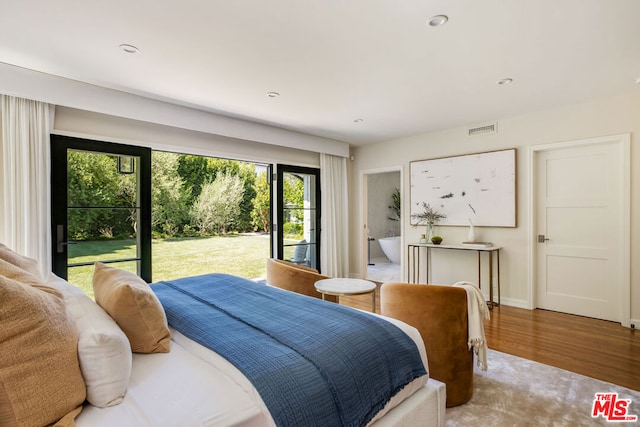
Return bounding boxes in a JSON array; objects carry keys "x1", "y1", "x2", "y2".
[
  {"x1": 274, "y1": 164, "x2": 321, "y2": 272},
  {"x1": 50, "y1": 134, "x2": 152, "y2": 282}
]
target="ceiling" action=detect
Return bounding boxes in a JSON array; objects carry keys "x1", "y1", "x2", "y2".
[{"x1": 1, "y1": 0, "x2": 639, "y2": 146}]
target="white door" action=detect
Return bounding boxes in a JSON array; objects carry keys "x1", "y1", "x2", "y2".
[{"x1": 535, "y1": 136, "x2": 629, "y2": 323}]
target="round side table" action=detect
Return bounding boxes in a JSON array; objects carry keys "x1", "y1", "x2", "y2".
[{"x1": 314, "y1": 278, "x2": 377, "y2": 312}]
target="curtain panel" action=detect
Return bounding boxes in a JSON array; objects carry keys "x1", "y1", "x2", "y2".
[
  {"x1": 0, "y1": 95, "x2": 54, "y2": 277},
  {"x1": 320, "y1": 153, "x2": 349, "y2": 277}
]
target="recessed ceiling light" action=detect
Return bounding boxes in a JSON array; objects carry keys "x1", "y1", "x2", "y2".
[
  {"x1": 497, "y1": 78, "x2": 514, "y2": 85},
  {"x1": 635, "y1": 76, "x2": 640, "y2": 85},
  {"x1": 119, "y1": 44, "x2": 139, "y2": 54},
  {"x1": 354, "y1": 118, "x2": 364, "y2": 123},
  {"x1": 428, "y1": 15, "x2": 448, "y2": 27},
  {"x1": 267, "y1": 91, "x2": 280, "y2": 98}
]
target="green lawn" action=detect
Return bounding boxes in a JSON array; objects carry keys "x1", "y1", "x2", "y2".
[{"x1": 68, "y1": 235, "x2": 274, "y2": 298}]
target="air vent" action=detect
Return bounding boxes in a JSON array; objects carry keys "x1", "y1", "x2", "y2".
[{"x1": 468, "y1": 122, "x2": 497, "y2": 136}]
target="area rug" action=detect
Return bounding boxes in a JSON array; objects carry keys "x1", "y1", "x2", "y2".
[{"x1": 445, "y1": 349, "x2": 640, "y2": 426}]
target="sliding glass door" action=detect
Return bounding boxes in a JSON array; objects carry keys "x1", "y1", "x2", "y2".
[
  {"x1": 274, "y1": 165, "x2": 321, "y2": 271},
  {"x1": 51, "y1": 135, "x2": 152, "y2": 289}
]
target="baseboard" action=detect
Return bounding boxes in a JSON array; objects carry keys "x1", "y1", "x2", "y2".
[
  {"x1": 499, "y1": 297, "x2": 529, "y2": 309},
  {"x1": 488, "y1": 299, "x2": 639, "y2": 329},
  {"x1": 482, "y1": 294, "x2": 529, "y2": 310}
]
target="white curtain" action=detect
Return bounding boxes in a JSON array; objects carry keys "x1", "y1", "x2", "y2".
[
  {"x1": 0, "y1": 95, "x2": 54, "y2": 277},
  {"x1": 320, "y1": 153, "x2": 349, "y2": 277}
]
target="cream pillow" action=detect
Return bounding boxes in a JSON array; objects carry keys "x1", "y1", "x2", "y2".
[
  {"x1": 47, "y1": 273, "x2": 133, "y2": 407},
  {"x1": 0, "y1": 275, "x2": 86, "y2": 427},
  {"x1": 93, "y1": 262, "x2": 171, "y2": 353},
  {"x1": 0, "y1": 242, "x2": 43, "y2": 281}
]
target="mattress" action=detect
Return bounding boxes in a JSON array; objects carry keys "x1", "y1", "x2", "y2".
[{"x1": 77, "y1": 315, "x2": 445, "y2": 427}]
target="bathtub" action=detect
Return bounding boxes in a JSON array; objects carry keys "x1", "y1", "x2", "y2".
[{"x1": 378, "y1": 236, "x2": 401, "y2": 264}]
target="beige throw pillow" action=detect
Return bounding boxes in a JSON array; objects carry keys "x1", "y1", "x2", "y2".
[
  {"x1": 0, "y1": 275, "x2": 86, "y2": 427},
  {"x1": 93, "y1": 262, "x2": 171, "y2": 353},
  {"x1": 0, "y1": 243, "x2": 43, "y2": 281},
  {"x1": 0, "y1": 258, "x2": 61, "y2": 297}
]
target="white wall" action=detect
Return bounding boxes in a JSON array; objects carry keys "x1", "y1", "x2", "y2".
[
  {"x1": 348, "y1": 91, "x2": 640, "y2": 322},
  {"x1": 54, "y1": 107, "x2": 320, "y2": 167},
  {"x1": 0, "y1": 62, "x2": 349, "y2": 157}
]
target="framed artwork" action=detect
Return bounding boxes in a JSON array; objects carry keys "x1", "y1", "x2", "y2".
[{"x1": 409, "y1": 148, "x2": 516, "y2": 227}]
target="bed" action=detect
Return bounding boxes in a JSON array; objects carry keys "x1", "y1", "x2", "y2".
[{"x1": 0, "y1": 246, "x2": 445, "y2": 427}]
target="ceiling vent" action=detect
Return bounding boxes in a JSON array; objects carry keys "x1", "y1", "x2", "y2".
[{"x1": 468, "y1": 122, "x2": 497, "y2": 136}]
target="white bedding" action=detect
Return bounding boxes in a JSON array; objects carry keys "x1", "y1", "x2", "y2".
[
  {"x1": 77, "y1": 329, "x2": 272, "y2": 426},
  {"x1": 77, "y1": 314, "x2": 444, "y2": 427}
]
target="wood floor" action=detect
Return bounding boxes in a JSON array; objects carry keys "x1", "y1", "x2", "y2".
[
  {"x1": 340, "y1": 285, "x2": 640, "y2": 391},
  {"x1": 484, "y1": 304, "x2": 640, "y2": 391}
]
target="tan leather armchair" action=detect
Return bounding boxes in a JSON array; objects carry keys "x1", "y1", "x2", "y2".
[
  {"x1": 380, "y1": 282, "x2": 473, "y2": 407},
  {"x1": 266, "y1": 259, "x2": 338, "y2": 303}
]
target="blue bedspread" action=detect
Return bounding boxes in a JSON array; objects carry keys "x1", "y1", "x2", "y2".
[{"x1": 152, "y1": 274, "x2": 426, "y2": 427}]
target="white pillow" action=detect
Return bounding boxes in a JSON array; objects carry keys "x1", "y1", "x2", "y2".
[
  {"x1": 292, "y1": 240, "x2": 308, "y2": 262},
  {"x1": 46, "y1": 273, "x2": 133, "y2": 407}
]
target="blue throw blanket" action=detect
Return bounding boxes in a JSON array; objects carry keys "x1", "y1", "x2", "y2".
[{"x1": 152, "y1": 274, "x2": 426, "y2": 427}]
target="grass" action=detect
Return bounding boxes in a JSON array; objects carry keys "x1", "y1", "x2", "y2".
[{"x1": 68, "y1": 234, "x2": 274, "y2": 298}]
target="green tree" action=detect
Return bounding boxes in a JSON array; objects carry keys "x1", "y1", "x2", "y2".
[
  {"x1": 282, "y1": 174, "x2": 305, "y2": 237},
  {"x1": 67, "y1": 151, "x2": 133, "y2": 239},
  {"x1": 177, "y1": 155, "x2": 212, "y2": 204},
  {"x1": 235, "y1": 163, "x2": 256, "y2": 231},
  {"x1": 251, "y1": 171, "x2": 270, "y2": 232},
  {"x1": 177, "y1": 156, "x2": 256, "y2": 232},
  {"x1": 116, "y1": 168, "x2": 138, "y2": 233},
  {"x1": 190, "y1": 173, "x2": 245, "y2": 235},
  {"x1": 151, "y1": 152, "x2": 190, "y2": 235},
  {"x1": 204, "y1": 158, "x2": 256, "y2": 231}
]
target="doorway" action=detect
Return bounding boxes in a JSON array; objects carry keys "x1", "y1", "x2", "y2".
[
  {"x1": 51, "y1": 135, "x2": 278, "y2": 297},
  {"x1": 361, "y1": 167, "x2": 402, "y2": 283},
  {"x1": 530, "y1": 134, "x2": 630, "y2": 325},
  {"x1": 274, "y1": 165, "x2": 321, "y2": 271},
  {"x1": 51, "y1": 134, "x2": 152, "y2": 284}
]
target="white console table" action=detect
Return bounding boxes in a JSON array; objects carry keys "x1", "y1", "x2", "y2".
[{"x1": 407, "y1": 243, "x2": 501, "y2": 308}]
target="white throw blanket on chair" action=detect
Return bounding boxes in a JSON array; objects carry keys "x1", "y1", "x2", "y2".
[{"x1": 452, "y1": 281, "x2": 490, "y2": 371}]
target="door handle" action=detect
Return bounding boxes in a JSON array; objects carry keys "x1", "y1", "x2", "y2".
[
  {"x1": 56, "y1": 224, "x2": 77, "y2": 253},
  {"x1": 537, "y1": 234, "x2": 550, "y2": 243}
]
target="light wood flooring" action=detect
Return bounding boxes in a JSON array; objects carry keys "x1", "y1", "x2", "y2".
[{"x1": 340, "y1": 284, "x2": 640, "y2": 391}]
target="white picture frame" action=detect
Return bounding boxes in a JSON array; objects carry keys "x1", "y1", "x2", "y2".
[{"x1": 410, "y1": 148, "x2": 516, "y2": 227}]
